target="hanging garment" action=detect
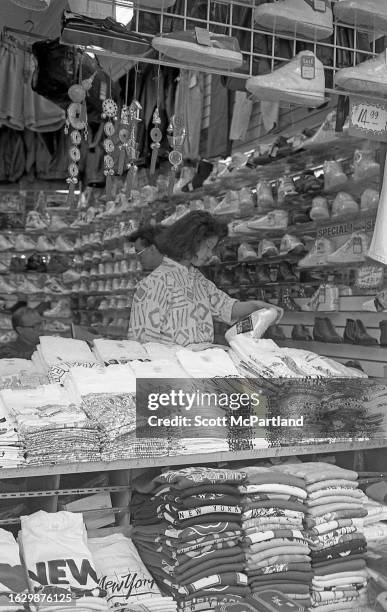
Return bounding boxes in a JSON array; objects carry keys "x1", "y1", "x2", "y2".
[{"x1": 0, "y1": 128, "x2": 25, "y2": 182}]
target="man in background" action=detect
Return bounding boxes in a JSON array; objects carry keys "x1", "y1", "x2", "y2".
[{"x1": 0, "y1": 305, "x2": 44, "y2": 359}]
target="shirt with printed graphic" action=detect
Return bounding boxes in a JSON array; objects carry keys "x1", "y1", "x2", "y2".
[{"x1": 128, "y1": 257, "x2": 236, "y2": 346}]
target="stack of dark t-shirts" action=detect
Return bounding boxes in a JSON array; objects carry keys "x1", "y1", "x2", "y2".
[
  {"x1": 273, "y1": 462, "x2": 369, "y2": 612},
  {"x1": 238, "y1": 466, "x2": 312, "y2": 609},
  {"x1": 132, "y1": 467, "x2": 249, "y2": 612}
]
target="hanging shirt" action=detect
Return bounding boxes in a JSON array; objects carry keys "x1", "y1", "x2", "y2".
[{"x1": 128, "y1": 257, "x2": 236, "y2": 346}]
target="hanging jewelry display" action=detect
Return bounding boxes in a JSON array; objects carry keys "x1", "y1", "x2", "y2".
[
  {"x1": 167, "y1": 71, "x2": 187, "y2": 195},
  {"x1": 101, "y1": 77, "x2": 118, "y2": 201},
  {"x1": 125, "y1": 67, "x2": 142, "y2": 199},
  {"x1": 64, "y1": 59, "x2": 94, "y2": 206},
  {"x1": 150, "y1": 64, "x2": 162, "y2": 176},
  {"x1": 117, "y1": 72, "x2": 130, "y2": 176}
]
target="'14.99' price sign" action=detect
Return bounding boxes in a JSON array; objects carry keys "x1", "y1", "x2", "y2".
[{"x1": 348, "y1": 96, "x2": 387, "y2": 142}]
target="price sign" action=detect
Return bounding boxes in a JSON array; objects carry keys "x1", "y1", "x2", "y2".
[
  {"x1": 301, "y1": 55, "x2": 315, "y2": 80},
  {"x1": 348, "y1": 97, "x2": 387, "y2": 142}
]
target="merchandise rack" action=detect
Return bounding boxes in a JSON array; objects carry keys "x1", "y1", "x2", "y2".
[{"x1": 0, "y1": 441, "x2": 386, "y2": 531}]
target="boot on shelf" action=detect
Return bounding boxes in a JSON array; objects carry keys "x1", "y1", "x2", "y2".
[
  {"x1": 344, "y1": 319, "x2": 378, "y2": 345},
  {"x1": 238, "y1": 266, "x2": 252, "y2": 286},
  {"x1": 292, "y1": 324, "x2": 312, "y2": 341},
  {"x1": 278, "y1": 288, "x2": 301, "y2": 311},
  {"x1": 264, "y1": 325, "x2": 286, "y2": 341},
  {"x1": 313, "y1": 317, "x2": 343, "y2": 343}
]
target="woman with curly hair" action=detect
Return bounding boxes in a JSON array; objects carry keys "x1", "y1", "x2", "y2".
[{"x1": 128, "y1": 211, "x2": 282, "y2": 346}]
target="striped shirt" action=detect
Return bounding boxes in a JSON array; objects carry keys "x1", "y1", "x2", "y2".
[{"x1": 128, "y1": 257, "x2": 236, "y2": 346}]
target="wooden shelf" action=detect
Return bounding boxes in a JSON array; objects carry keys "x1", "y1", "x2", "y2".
[{"x1": 0, "y1": 440, "x2": 386, "y2": 480}]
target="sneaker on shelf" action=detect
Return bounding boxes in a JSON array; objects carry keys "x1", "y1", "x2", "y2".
[
  {"x1": 106, "y1": 262, "x2": 116, "y2": 276},
  {"x1": 0, "y1": 236, "x2": 14, "y2": 251},
  {"x1": 279, "y1": 234, "x2": 305, "y2": 255},
  {"x1": 257, "y1": 240, "x2": 279, "y2": 259},
  {"x1": 89, "y1": 266, "x2": 99, "y2": 278},
  {"x1": 101, "y1": 250, "x2": 112, "y2": 262},
  {"x1": 334, "y1": 0, "x2": 387, "y2": 31},
  {"x1": 74, "y1": 236, "x2": 83, "y2": 250},
  {"x1": 113, "y1": 248, "x2": 124, "y2": 260},
  {"x1": 97, "y1": 280, "x2": 105, "y2": 293},
  {"x1": 298, "y1": 238, "x2": 335, "y2": 268},
  {"x1": 128, "y1": 259, "x2": 138, "y2": 273},
  {"x1": 278, "y1": 261, "x2": 298, "y2": 282},
  {"x1": 73, "y1": 254, "x2": 83, "y2": 267},
  {"x1": 331, "y1": 192, "x2": 359, "y2": 218},
  {"x1": 105, "y1": 279, "x2": 113, "y2": 292},
  {"x1": 83, "y1": 251, "x2": 93, "y2": 264},
  {"x1": 152, "y1": 29, "x2": 243, "y2": 70},
  {"x1": 254, "y1": 0, "x2": 333, "y2": 40},
  {"x1": 14, "y1": 235, "x2": 37, "y2": 252},
  {"x1": 43, "y1": 299, "x2": 72, "y2": 318},
  {"x1": 310, "y1": 196, "x2": 330, "y2": 221},
  {"x1": 256, "y1": 181, "x2": 275, "y2": 211},
  {"x1": 327, "y1": 231, "x2": 369, "y2": 264},
  {"x1": 55, "y1": 236, "x2": 74, "y2": 252},
  {"x1": 360, "y1": 188, "x2": 379, "y2": 213},
  {"x1": 120, "y1": 260, "x2": 130, "y2": 274},
  {"x1": 62, "y1": 270, "x2": 81, "y2": 283},
  {"x1": 50, "y1": 215, "x2": 69, "y2": 231},
  {"x1": 334, "y1": 51, "x2": 387, "y2": 98},
  {"x1": 36, "y1": 236, "x2": 55, "y2": 252},
  {"x1": 89, "y1": 280, "x2": 98, "y2": 292},
  {"x1": 85, "y1": 206, "x2": 97, "y2": 224},
  {"x1": 238, "y1": 188, "x2": 255, "y2": 217},
  {"x1": 113, "y1": 262, "x2": 121, "y2": 275},
  {"x1": 278, "y1": 287, "x2": 301, "y2": 311},
  {"x1": 113, "y1": 278, "x2": 122, "y2": 292},
  {"x1": 71, "y1": 282, "x2": 80, "y2": 293},
  {"x1": 277, "y1": 176, "x2": 297, "y2": 205},
  {"x1": 324, "y1": 160, "x2": 348, "y2": 192},
  {"x1": 98, "y1": 299, "x2": 109, "y2": 310},
  {"x1": 25, "y1": 211, "x2": 48, "y2": 231},
  {"x1": 44, "y1": 278, "x2": 68, "y2": 295},
  {"x1": 238, "y1": 243, "x2": 258, "y2": 262},
  {"x1": 0, "y1": 278, "x2": 17, "y2": 294},
  {"x1": 91, "y1": 250, "x2": 100, "y2": 263},
  {"x1": 247, "y1": 210, "x2": 288, "y2": 231},
  {"x1": 352, "y1": 149, "x2": 380, "y2": 181},
  {"x1": 246, "y1": 51, "x2": 325, "y2": 108}
]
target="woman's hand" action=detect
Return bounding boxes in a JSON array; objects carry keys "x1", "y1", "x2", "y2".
[{"x1": 231, "y1": 300, "x2": 283, "y2": 324}]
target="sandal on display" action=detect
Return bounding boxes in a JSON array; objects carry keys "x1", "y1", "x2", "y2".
[
  {"x1": 246, "y1": 51, "x2": 325, "y2": 108},
  {"x1": 254, "y1": 0, "x2": 333, "y2": 41}
]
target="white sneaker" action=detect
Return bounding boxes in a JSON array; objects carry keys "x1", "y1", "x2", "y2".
[
  {"x1": 247, "y1": 210, "x2": 288, "y2": 230},
  {"x1": 361, "y1": 188, "x2": 379, "y2": 212},
  {"x1": 254, "y1": 0, "x2": 333, "y2": 41},
  {"x1": 257, "y1": 240, "x2": 279, "y2": 259},
  {"x1": 50, "y1": 215, "x2": 69, "y2": 231},
  {"x1": 327, "y1": 232, "x2": 369, "y2": 264},
  {"x1": 246, "y1": 51, "x2": 325, "y2": 108},
  {"x1": 25, "y1": 211, "x2": 48, "y2": 230},
  {"x1": 238, "y1": 243, "x2": 258, "y2": 262},
  {"x1": 0, "y1": 236, "x2": 14, "y2": 251},
  {"x1": 214, "y1": 192, "x2": 240, "y2": 216},
  {"x1": 256, "y1": 181, "x2": 274, "y2": 211},
  {"x1": 310, "y1": 196, "x2": 330, "y2": 221},
  {"x1": 62, "y1": 270, "x2": 81, "y2": 283},
  {"x1": 277, "y1": 176, "x2": 297, "y2": 205},
  {"x1": 352, "y1": 149, "x2": 380, "y2": 181},
  {"x1": 331, "y1": 192, "x2": 359, "y2": 218},
  {"x1": 280, "y1": 234, "x2": 305, "y2": 255},
  {"x1": 335, "y1": 51, "x2": 387, "y2": 97},
  {"x1": 14, "y1": 235, "x2": 37, "y2": 252},
  {"x1": 334, "y1": 0, "x2": 387, "y2": 34},
  {"x1": 324, "y1": 160, "x2": 347, "y2": 191},
  {"x1": 43, "y1": 299, "x2": 71, "y2": 318},
  {"x1": 298, "y1": 238, "x2": 335, "y2": 267},
  {"x1": 55, "y1": 236, "x2": 74, "y2": 252}
]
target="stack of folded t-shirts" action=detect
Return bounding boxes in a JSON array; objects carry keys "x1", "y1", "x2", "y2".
[
  {"x1": 20, "y1": 510, "x2": 109, "y2": 612},
  {"x1": 69, "y1": 365, "x2": 144, "y2": 461},
  {"x1": 37, "y1": 336, "x2": 102, "y2": 383},
  {"x1": 132, "y1": 467, "x2": 249, "y2": 612},
  {"x1": 0, "y1": 528, "x2": 29, "y2": 611},
  {"x1": 92, "y1": 339, "x2": 148, "y2": 364},
  {"x1": 0, "y1": 397, "x2": 24, "y2": 467},
  {"x1": 238, "y1": 466, "x2": 312, "y2": 609},
  {"x1": 0, "y1": 359, "x2": 47, "y2": 390},
  {"x1": 88, "y1": 533, "x2": 176, "y2": 612},
  {"x1": 361, "y1": 483, "x2": 387, "y2": 593},
  {"x1": 0, "y1": 384, "x2": 101, "y2": 465},
  {"x1": 272, "y1": 462, "x2": 368, "y2": 612}
]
